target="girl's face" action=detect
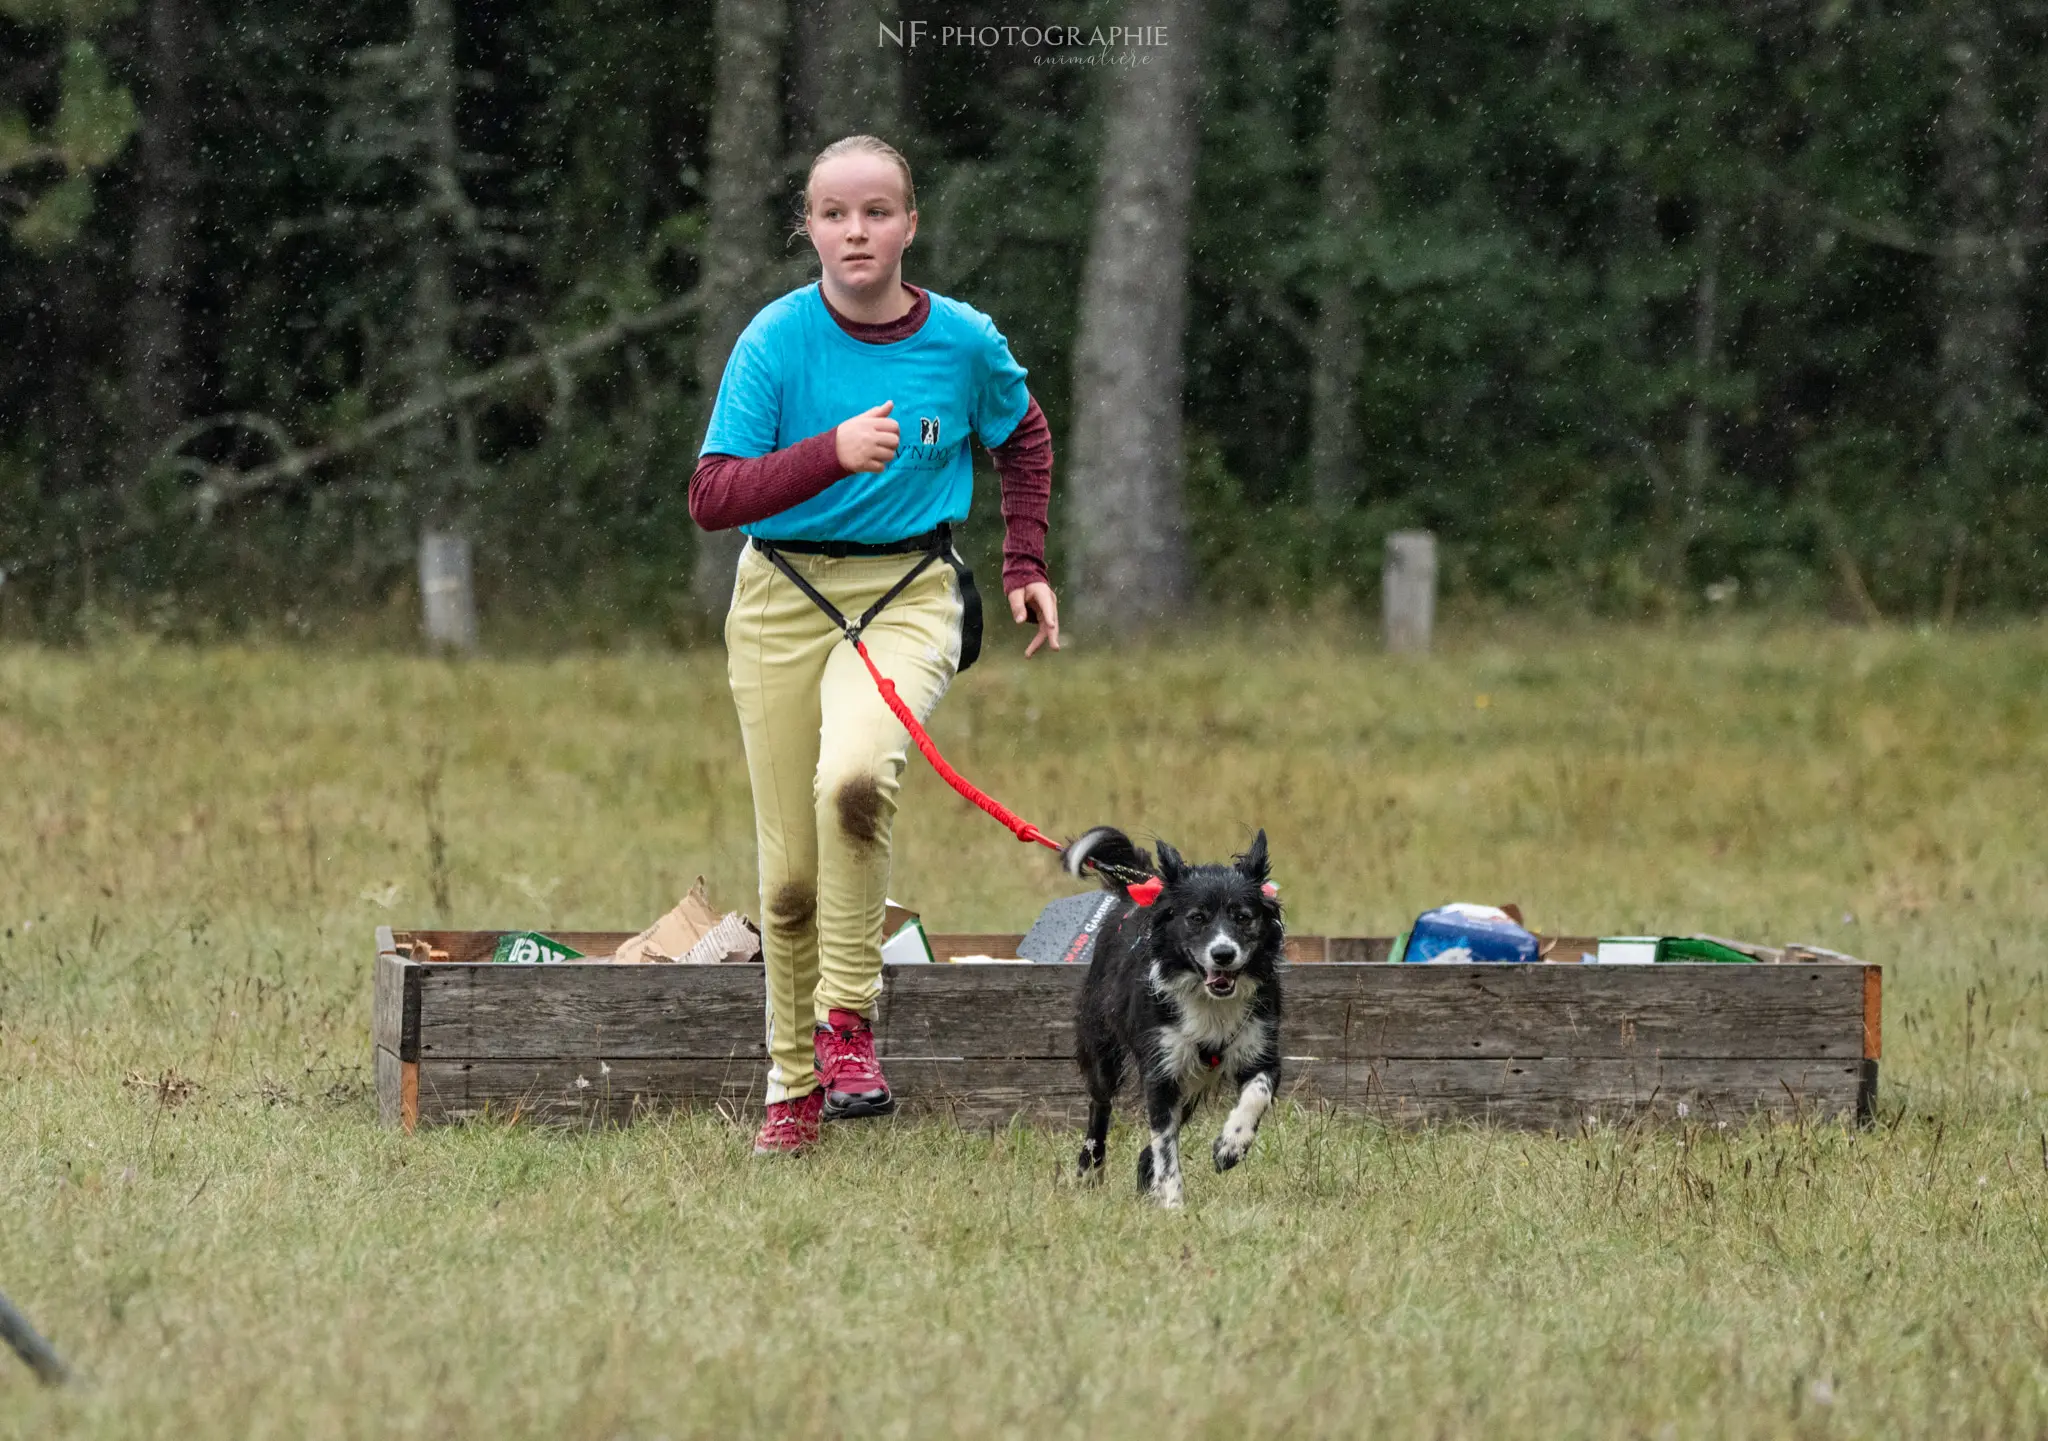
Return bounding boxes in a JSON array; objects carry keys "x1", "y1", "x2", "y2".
[{"x1": 806, "y1": 154, "x2": 917, "y2": 295}]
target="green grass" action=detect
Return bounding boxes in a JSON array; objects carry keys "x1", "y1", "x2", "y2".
[{"x1": 3, "y1": 618, "x2": 2046, "y2": 1437}]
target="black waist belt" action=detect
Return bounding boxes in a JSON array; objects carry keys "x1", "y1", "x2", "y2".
[
  {"x1": 750, "y1": 522, "x2": 983, "y2": 673},
  {"x1": 749, "y1": 528, "x2": 945, "y2": 559}
]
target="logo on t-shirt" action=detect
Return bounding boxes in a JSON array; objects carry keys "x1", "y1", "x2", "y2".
[{"x1": 919, "y1": 417, "x2": 941, "y2": 445}]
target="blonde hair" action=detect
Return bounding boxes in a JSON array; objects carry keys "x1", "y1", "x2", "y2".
[{"x1": 791, "y1": 135, "x2": 917, "y2": 243}]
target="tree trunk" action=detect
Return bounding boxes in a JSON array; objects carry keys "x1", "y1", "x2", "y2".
[
  {"x1": 122, "y1": 0, "x2": 199, "y2": 487},
  {"x1": 2014, "y1": 74, "x2": 2048, "y2": 299},
  {"x1": 404, "y1": 0, "x2": 478, "y2": 648},
  {"x1": 1677, "y1": 205, "x2": 1721, "y2": 579},
  {"x1": 690, "y1": 0, "x2": 790, "y2": 621},
  {"x1": 1309, "y1": 0, "x2": 1380, "y2": 514},
  {"x1": 790, "y1": 0, "x2": 901, "y2": 154},
  {"x1": 1245, "y1": 0, "x2": 1292, "y2": 142},
  {"x1": 43, "y1": 252, "x2": 98, "y2": 509},
  {"x1": 1935, "y1": 7, "x2": 2021, "y2": 486},
  {"x1": 1065, "y1": 0, "x2": 1210, "y2": 622},
  {"x1": 402, "y1": 0, "x2": 462, "y2": 520}
]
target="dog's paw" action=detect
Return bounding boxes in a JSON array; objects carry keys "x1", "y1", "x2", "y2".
[
  {"x1": 1137, "y1": 1144, "x2": 1184, "y2": 1208},
  {"x1": 1213, "y1": 1128, "x2": 1253, "y2": 1172}
]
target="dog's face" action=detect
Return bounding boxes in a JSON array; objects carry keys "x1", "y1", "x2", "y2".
[{"x1": 1149, "y1": 831, "x2": 1281, "y2": 999}]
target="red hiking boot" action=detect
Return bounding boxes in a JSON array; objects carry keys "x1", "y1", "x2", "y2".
[
  {"x1": 815, "y1": 1008, "x2": 896, "y2": 1121},
  {"x1": 752, "y1": 1089, "x2": 825, "y2": 1156}
]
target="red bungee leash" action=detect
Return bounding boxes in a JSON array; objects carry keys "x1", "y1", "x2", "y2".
[
  {"x1": 853, "y1": 636, "x2": 1164, "y2": 906},
  {"x1": 751, "y1": 536, "x2": 1168, "y2": 904},
  {"x1": 852, "y1": 636, "x2": 1058, "y2": 853}
]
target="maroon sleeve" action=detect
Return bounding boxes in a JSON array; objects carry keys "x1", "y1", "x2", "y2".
[
  {"x1": 989, "y1": 395, "x2": 1053, "y2": 593},
  {"x1": 689, "y1": 430, "x2": 846, "y2": 532}
]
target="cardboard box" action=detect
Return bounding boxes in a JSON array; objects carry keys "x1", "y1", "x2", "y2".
[
  {"x1": 613, "y1": 878, "x2": 761, "y2": 964},
  {"x1": 881, "y1": 899, "x2": 936, "y2": 965}
]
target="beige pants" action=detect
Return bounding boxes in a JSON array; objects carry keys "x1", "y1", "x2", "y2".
[{"x1": 725, "y1": 540, "x2": 963, "y2": 1103}]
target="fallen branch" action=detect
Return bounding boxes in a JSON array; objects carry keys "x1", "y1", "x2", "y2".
[
  {"x1": 0, "y1": 294, "x2": 695, "y2": 583},
  {"x1": 1761, "y1": 174, "x2": 2047, "y2": 259},
  {"x1": 0, "y1": 1289, "x2": 71, "y2": 1386}
]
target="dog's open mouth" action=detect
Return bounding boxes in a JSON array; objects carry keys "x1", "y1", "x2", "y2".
[{"x1": 1203, "y1": 969, "x2": 1237, "y2": 997}]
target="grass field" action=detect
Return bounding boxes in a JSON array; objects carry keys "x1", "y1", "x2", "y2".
[{"x1": 3, "y1": 618, "x2": 2046, "y2": 1438}]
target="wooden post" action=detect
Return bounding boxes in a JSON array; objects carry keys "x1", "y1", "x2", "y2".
[
  {"x1": 418, "y1": 530, "x2": 478, "y2": 653},
  {"x1": 1383, "y1": 529, "x2": 1436, "y2": 653}
]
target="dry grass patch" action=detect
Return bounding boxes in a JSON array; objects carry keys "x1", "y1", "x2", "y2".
[{"x1": 2, "y1": 618, "x2": 2045, "y2": 1437}]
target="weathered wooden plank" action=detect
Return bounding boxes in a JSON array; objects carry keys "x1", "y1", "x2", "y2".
[
  {"x1": 413, "y1": 1056, "x2": 765, "y2": 1127},
  {"x1": 413, "y1": 963, "x2": 766, "y2": 1060},
  {"x1": 1285, "y1": 1056, "x2": 1868, "y2": 1129},
  {"x1": 873, "y1": 962, "x2": 1867, "y2": 1062},
  {"x1": 375, "y1": 1045, "x2": 402, "y2": 1127},
  {"x1": 1280, "y1": 963, "x2": 1868, "y2": 1060},
  {"x1": 875, "y1": 964, "x2": 1085, "y2": 1059},
  {"x1": 887, "y1": 1056, "x2": 1867, "y2": 1131},
  {"x1": 410, "y1": 960, "x2": 1868, "y2": 1063},
  {"x1": 372, "y1": 951, "x2": 421, "y2": 1060},
  {"x1": 407, "y1": 1057, "x2": 1076, "y2": 1130},
  {"x1": 884, "y1": 1059, "x2": 1092, "y2": 1128},
  {"x1": 374, "y1": 1045, "x2": 418, "y2": 1130},
  {"x1": 403, "y1": 1054, "x2": 1868, "y2": 1132}
]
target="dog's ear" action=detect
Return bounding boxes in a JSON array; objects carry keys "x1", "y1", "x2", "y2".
[
  {"x1": 1234, "y1": 829, "x2": 1270, "y2": 885},
  {"x1": 1155, "y1": 839, "x2": 1188, "y2": 885}
]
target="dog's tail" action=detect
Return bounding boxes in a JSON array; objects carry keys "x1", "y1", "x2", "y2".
[{"x1": 1062, "y1": 826, "x2": 1153, "y2": 895}]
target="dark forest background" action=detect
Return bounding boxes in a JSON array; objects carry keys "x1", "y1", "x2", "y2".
[{"x1": 2, "y1": 0, "x2": 2045, "y2": 644}]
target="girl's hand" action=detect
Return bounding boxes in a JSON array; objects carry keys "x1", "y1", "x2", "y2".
[
  {"x1": 836, "y1": 400, "x2": 900, "y2": 473},
  {"x1": 1007, "y1": 582, "x2": 1061, "y2": 658}
]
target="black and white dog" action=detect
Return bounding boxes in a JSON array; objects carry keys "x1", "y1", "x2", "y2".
[{"x1": 1064, "y1": 826, "x2": 1284, "y2": 1209}]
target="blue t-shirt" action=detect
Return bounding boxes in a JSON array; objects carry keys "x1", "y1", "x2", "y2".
[{"x1": 699, "y1": 282, "x2": 1032, "y2": 544}]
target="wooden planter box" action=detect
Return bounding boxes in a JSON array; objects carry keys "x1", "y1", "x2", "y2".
[{"x1": 374, "y1": 925, "x2": 1880, "y2": 1133}]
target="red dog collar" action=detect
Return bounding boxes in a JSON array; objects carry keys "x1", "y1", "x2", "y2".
[{"x1": 1126, "y1": 878, "x2": 1277, "y2": 908}]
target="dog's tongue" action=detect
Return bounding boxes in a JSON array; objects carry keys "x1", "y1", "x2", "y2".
[{"x1": 1204, "y1": 969, "x2": 1236, "y2": 995}]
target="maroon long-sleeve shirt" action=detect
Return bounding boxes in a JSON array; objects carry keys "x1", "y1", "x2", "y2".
[{"x1": 689, "y1": 282, "x2": 1054, "y2": 593}]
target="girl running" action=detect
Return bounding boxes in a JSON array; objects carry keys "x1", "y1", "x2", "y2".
[{"x1": 690, "y1": 134, "x2": 1060, "y2": 1156}]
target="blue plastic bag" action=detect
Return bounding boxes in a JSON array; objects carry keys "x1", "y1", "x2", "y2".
[{"x1": 1399, "y1": 903, "x2": 1540, "y2": 964}]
